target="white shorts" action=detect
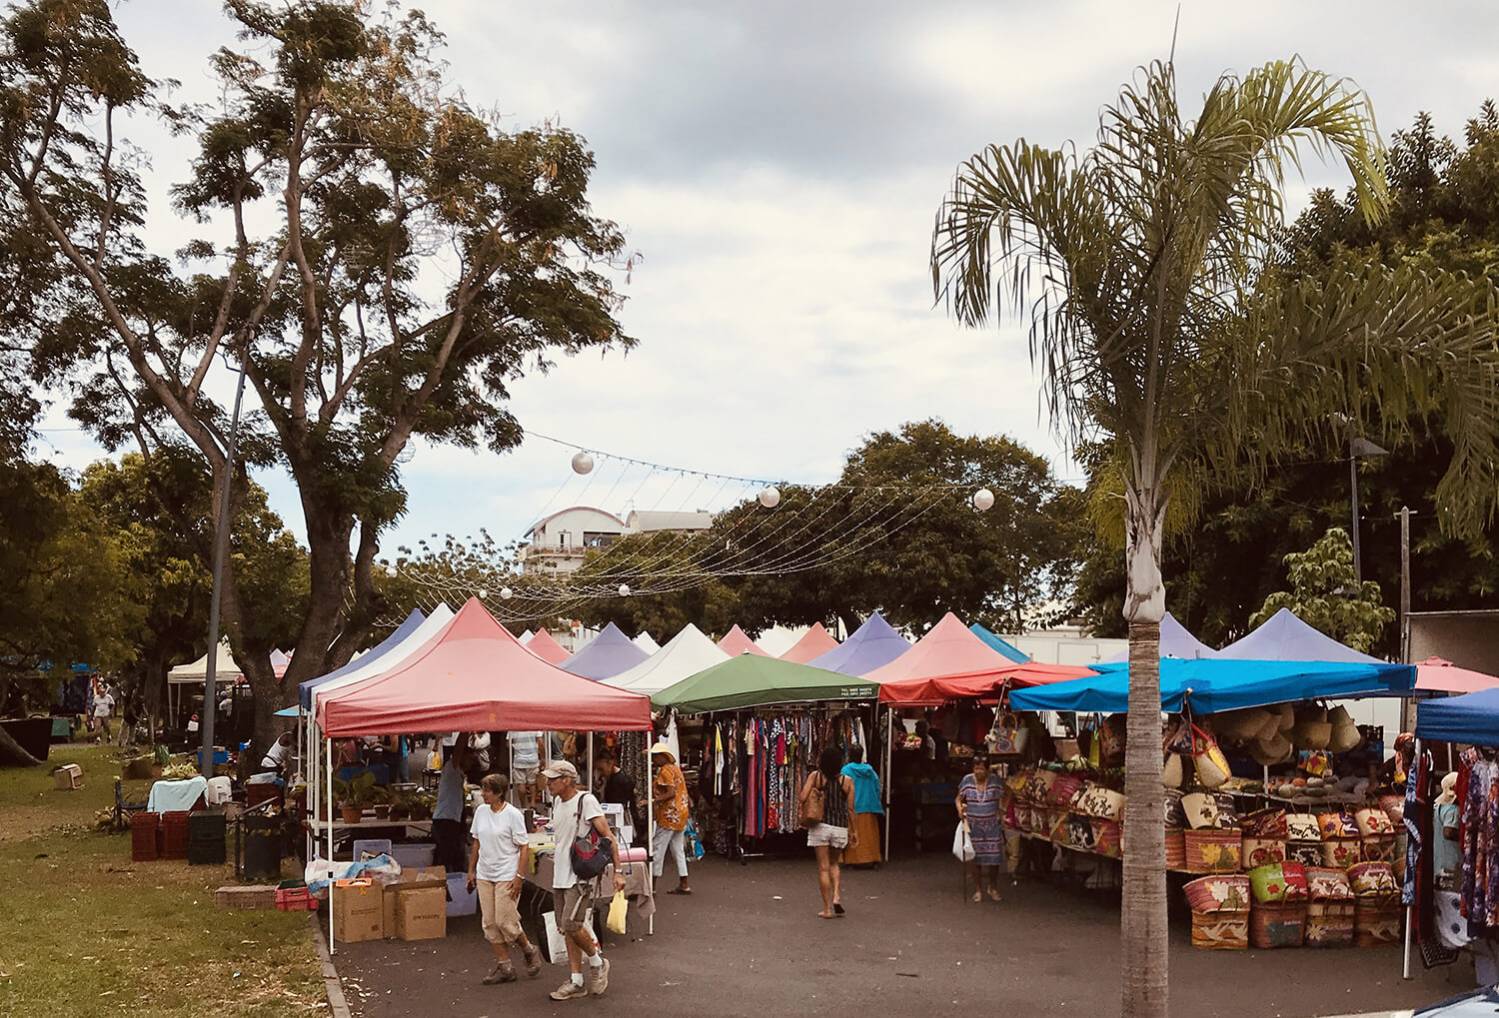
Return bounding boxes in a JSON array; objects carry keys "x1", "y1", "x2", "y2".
[
  {"x1": 513, "y1": 766, "x2": 539, "y2": 784},
  {"x1": 806, "y1": 823, "x2": 848, "y2": 849}
]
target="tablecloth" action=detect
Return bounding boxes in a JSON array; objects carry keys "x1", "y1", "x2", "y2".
[{"x1": 147, "y1": 776, "x2": 208, "y2": 813}]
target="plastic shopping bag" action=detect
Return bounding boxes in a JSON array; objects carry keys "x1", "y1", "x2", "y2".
[
  {"x1": 952, "y1": 822, "x2": 975, "y2": 863},
  {"x1": 685, "y1": 820, "x2": 705, "y2": 861},
  {"x1": 606, "y1": 890, "x2": 628, "y2": 935}
]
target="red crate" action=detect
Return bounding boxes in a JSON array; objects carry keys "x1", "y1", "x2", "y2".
[
  {"x1": 275, "y1": 887, "x2": 318, "y2": 911},
  {"x1": 131, "y1": 811, "x2": 161, "y2": 862},
  {"x1": 161, "y1": 810, "x2": 190, "y2": 859}
]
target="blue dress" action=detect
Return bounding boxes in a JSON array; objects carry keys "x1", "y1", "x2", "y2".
[{"x1": 958, "y1": 773, "x2": 1005, "y2": 866}]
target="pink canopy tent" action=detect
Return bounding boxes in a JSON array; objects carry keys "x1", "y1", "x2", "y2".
[
  {"x1": 1415, "y1": 657, "x2": 1499, "y2": 694},
  {"x1": 878, "y1": 662, "x2": 1098, "y2": 707},
  {"x1": 718, "y1": 625, "x2": 769, "y2": 657},
  {"x1": 866, "y1": 612, "x2": 1028, "y2": 685},
  {"x1": 779, "y1": 623, "x2": 839, "y2": 664},
  {"x1": 525, "y1": 628, "x2": 571, "y2": 666},
  {"x1": 317, "y1": 598, "x2": 652, "y2": 736}
]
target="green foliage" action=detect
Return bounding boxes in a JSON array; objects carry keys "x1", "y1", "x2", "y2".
[
  {"x1": 1250, "y1": 528, "x2": 1395, "y2": 652},
  {"x1": 333, "y1": 769, "x2": 383, "y2": 808},
  {"x1": 0, "y1": 0, "x2": 632, "y2": 735}
]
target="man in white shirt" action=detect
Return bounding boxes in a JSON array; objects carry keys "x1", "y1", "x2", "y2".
[
  {"x1": 259, "y1": 732, "x2": 294, "y2": 775},
  {"x1": 466, "y1": 773, "x2": 543, "y2": 984},
  {"x1": 509, "y1": 731, "x2": 541, "y2": 808},
  {"x1": 544, "y1": 760, "x2": 625, "y2": 1001}
]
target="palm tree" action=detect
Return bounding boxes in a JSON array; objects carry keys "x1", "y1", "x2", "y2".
[{"x1": 932, "y1": 59, "x2": 1499, "y2": 1016}]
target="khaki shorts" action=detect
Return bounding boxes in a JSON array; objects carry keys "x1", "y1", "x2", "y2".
[
  {"x1": 513, "y1": 766, "x2": 539, "y2": 785},
  {"x1": 806, "y1": 823, "x2": 849, "y2": 849},
  {"x1": 477, "y1": 879, "x2": 524, "y2": 943},
  {"x1": 551, "y1": 885, "x2": 590, "y2": 933}
]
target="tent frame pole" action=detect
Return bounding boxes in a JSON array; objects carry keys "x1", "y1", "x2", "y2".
[
  {"x1": 326, "y1": 731, "x2": 335, "y2": 955},
  {"x1": 884, "y1": 705, "x2": 893, "y2": 862},
  {"x1": 1402, "y1": 736, "x2": 1420, "y2": 980},
  {"x1": 646, "y1": 735, "x2": 654, "y2": 936}
]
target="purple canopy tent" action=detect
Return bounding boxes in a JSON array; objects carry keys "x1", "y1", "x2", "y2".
[
  {"x1": 1102, "y1": 612, "x2": 1217, "y2": 662},
  {"x1": 562, "y1": 622, "x2": 651, "y2": 680},
  {"x1": 808, "y1": 612, "x2": 911, "y2": 676},
  {"x1": 1215, "y1": 607, "x2": 1380, "y2": 663}
]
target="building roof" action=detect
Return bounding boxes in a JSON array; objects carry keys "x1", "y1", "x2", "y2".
[
  {"x1": 625, "y1": 510, "x2": 713, "y2": 532},
  {"x1": 524, "y1": 505, "x2": 627, "y2": 540}
]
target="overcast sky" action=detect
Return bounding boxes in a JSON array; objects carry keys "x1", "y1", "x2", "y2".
[{"x1": 35, "y1": 0, "x2": 1499, "y2": 553}]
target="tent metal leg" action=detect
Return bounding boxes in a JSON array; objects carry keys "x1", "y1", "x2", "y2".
[
  {"x1": 326, "y1": 732, "x2": 335, "y2": 956},
  {"x1": 646, "y1": 741, "x2": 654, "y2": 936},
  {"x1": 884, "y1": 706, "x2": 893, "y2": 862}
]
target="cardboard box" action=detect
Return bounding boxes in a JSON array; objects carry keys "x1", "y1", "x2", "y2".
[
  {"x1": 381, "y1": 866, "x2": 448, "y2": 937},
  {"x1": 332, "y1": 879, "x2": 384, "y2": 943},
  {"x1": 394, "y1": 885, "x2": 447, "y2": 941}
]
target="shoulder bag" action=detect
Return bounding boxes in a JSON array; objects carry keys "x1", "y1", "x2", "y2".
[
  {"x1": 569, "y1": 793, "x2": 614, "y2": 881},
  {"x1": 800, "y1": 773, "x2": 826, "y2": 828}
]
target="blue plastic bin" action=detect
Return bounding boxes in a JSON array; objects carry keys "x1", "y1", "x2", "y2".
[{"x1": 446, "y1": 873, "x2": 477, "y2": 917}]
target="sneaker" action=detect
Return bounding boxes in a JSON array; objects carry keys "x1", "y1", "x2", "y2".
[
  {"x1": 523, "y1": 946, "x2": 543, "y2": 978},
  {"x1": 550, "y1": 979, "x2": 589, "y2": 1001},
  {"x1": 587, "y1": 957, "x2": 611, "y2": 997},
  {"x1": 482, "y1": 964, "x2": 517, "y2": 985}
]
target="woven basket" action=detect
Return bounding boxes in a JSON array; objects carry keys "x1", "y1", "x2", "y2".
[
  {"x1": 1183, "y1": 828, "x2": 1242, "y2": 874},
  {"x1": 1165, "y1": 828, "x2": 1186, "y2": 870},
  {"x1": 1184, "y1": 874, "x2": 1251, "y2": 913},
  {"x1": 1354, "y1": 898, "x2": 1402, "y2": 947},
  {"x1": 1360, "y1": 834, "x2": 1397, "y2": 864},
  {"x1": 1241, "y1": 837, "x2": 1287, "y2": 869},
  {"x1": 1305, "y1": 901, "x2": 1356, "y2": 947},
  {"x1": 1320, "y1": 838, "x2": 1361, "y2": 869},
  {"x1": 1250, "y1": 901, "x2": 1307, "y2": 949},
  {"x1": 1190, "y1": 909, "x2": 1249, "y2": 950},
  {"x1": 1286, "y1": 840, "x2": 1323, "y2": 867}
]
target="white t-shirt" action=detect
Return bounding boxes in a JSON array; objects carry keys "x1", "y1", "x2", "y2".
[
  {"x1": 549, "y1": 791, "x2": 604, "y2": 889},
  {"x1": 261, "y1": 739, "x2": 291, "y2": 769},
  {"x1": 511, "y1": 732, "x2": 540, "y2": 769},
  {"x1": 470, "y1": 801, "x2": 530, "y2": 882},
  {"x1": 93, "y1": 693, "x2": 114, "y2": 718}
]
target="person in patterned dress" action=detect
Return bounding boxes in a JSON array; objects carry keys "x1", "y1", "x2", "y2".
[{"x1": 956, "y1": 755, "x2": 1005, "y2": 903}]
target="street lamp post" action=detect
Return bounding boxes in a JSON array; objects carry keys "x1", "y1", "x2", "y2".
[
  {"x1": 200, "y1": 365, "x2": 249, "y2": 777},
  {"x1": 1346, "y1": 434, "x2": 1388, "y2": 586}
]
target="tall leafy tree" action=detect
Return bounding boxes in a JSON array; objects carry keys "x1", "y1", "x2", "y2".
[
  {"x1": 1251, "y1": 527, "x2": 1394, "y2": 652},
  {"x1": 932, "y1": 59, "x2": 1499, "y2": 1015},
  {"x1": 0, "y1": 1, "x2": 632, "y2": 743}
]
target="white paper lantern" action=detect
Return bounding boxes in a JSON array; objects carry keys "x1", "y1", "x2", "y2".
[
  {"x1": 477, "y1": 589, "x2": 488, "y2": 600},
  {"x1": 972, "y1": 488, "x2": 995, "y2": 512},
  {"x1": 500, "y1": 586, "x2": 513, "y2": 600},
  {"x1": 758, "y1": 485, "x2": 781, "y2": 509},
  {"x1": 618, "y1": 583, "x2": 631, "y2": 597},
  {"x1": 383, "y1": 563, "x2": 398, "y2": 577},
  {"x1": 570, "y1": 450, "x2": 595, "y2": 475}
]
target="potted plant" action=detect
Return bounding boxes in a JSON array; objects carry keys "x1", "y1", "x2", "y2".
[
  {"x1": 388, "y1": 788, "x2": 411, "y2": 822},
  {"x1": 333, "y1": 772, "x2": 378, "y2": 825},
  {"x1": 408, "y1": 790, "x2": 435, "y2": 821},
  {"x1": 371, "y1": 785, "x2": 392, "y2": 820}
]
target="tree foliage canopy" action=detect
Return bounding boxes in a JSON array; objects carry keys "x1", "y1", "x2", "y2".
[{"x1": 1250, "y1": 527, "x2": 1395, "y2": 653}]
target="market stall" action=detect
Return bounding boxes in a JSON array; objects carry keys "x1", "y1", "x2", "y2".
[
  {"x1": 313, "y1": 598, "x2": 655, "y2": 953},
  {"x1": 653, "y1": 654, "x2": 880, "y2": 860},
  {"x1": 1001, "y1": 656, "x2": 1418, "y2": 950}
]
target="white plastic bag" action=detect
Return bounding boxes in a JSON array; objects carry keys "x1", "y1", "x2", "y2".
[
  {"x1": 952, "y1": 822, "x2": 975, "y2": 863},
  {"x1": 544, "y1": 906, "x2": 595, "y2": 963}
]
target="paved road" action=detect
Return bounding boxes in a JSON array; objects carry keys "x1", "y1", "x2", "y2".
[{"x1": 334, "y1": 855, "x2": 1475, "y2": 1017}]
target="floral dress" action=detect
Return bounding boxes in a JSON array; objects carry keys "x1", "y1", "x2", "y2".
[{"x1": 959, "y1": 773, "x2": 1005, "y2": 866}]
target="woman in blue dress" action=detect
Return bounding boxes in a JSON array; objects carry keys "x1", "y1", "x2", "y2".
[{"x1": 956, "y1": 755, "x2": 1005, "y2": 902}]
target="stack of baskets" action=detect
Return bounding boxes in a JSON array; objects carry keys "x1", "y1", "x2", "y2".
[
  {"x1": 1285, "y1": 813, "x2": 1323, "y2": 866},
  {"x1": 130, "y1": 811, "x2": 161, "y2": 862},
  {"x1": 1182, "y1": 793, "x2": 1242, "y2": 873},
  {"x1": 1184, "y1": 873, "x2": 1251, "y2": 950},
  {"x1": 160, "y1": 811, "x2": 191, "y2": 860},
  {"x1": 1247, "y1": 861, "x2": 1309, "y2": 948},
  {"x1": 1240, "y1": 808, "x2": 1288, "y2": 869},
  {"x1": 1355, "y1": 808, "x2": 1398, "y2": 865},
  {"x1": 1164, "y1": 790, "x2": 1186, "y2": 869},
  {"x1": 1304, "y1": 866, "x2": 1355, "y2": 947},
  {"x1": 1349, "y1": 862, "x2": 1402, "y2": 947},
  {"x1": 1317, "y1": 811, "x2": 1362, "y2": 869}
]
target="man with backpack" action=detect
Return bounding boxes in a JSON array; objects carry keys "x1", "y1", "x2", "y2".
[{"x1": 543, "y1": 759, "x2": 626, "y2": 1001}]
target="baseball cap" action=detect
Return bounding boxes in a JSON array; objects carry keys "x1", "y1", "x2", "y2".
[{"x1": 541, "y1": 760, "x2": 578, "y2": 781}]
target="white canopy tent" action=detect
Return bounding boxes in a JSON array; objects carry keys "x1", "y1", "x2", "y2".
[
  {"x1": 605, "y1": 623, "x2": 729, "y2": 696},
  {"x1": 632, "y1": 631, "x2": 660, "y2": 654}
]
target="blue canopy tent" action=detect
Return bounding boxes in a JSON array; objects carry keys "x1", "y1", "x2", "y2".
[
  {"x1": 562, "y1": 622, "x2": 650, "y2": 680},
  {"x1": 970, "y1": 623, "x2": 1030, "y2": 663},
  {"x1": 1010, "y1": 658, "x2": 1415, "y2": 714},
  {"x1": 298, "y1": 608, "x2": 424, "y2": 710},
  {"x1": 1216, "y1": 607, "x2": 1379, "y2": 663},
  {"x1": 807, "y1": 612, "x2": 911, "y2": 676},
  {"x1": 1416, "y1": 687, "x2": 1499, "y2": 745}
]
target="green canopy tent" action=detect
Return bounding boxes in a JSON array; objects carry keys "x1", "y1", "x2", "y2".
[{"x1": 651, "y1": 655, "x2": 877, "y2": 713}]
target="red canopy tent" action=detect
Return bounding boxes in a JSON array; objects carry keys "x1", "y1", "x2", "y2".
[
  {"x1": 717, "y1": 625, "x2": 769, "y2": 657},
  {"x1": 779, "y1": 623, "x2": 839, "y2": 664},
  {"x1": 318, "y1": 598, "x2": 652, "y2": 736},
  {"x1": 866, "y1": 612, "x2": 1031, "y2": 685},
  {"x1": 878, "y1": 662, "x2": 1098, "y2": 707},
  {"x1": 525, "y1": 628, "x2": 572, "y2": 666}
]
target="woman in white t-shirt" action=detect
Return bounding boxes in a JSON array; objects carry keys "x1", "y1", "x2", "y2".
[{"x1": 466, "y1": 773, "x2": 543, "y2": 985}]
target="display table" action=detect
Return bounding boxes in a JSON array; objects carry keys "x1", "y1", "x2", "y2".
[
  {"x1": 527, "y1": 840, "x2": 652, "y2": 901},
  {"x1": 307, "y1": 818, "x2": 434, "y2": 833}
]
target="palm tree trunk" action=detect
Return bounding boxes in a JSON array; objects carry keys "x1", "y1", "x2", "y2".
[{"x1": 1120, "y1": 478, "x2": 1169, "y2": 1017}]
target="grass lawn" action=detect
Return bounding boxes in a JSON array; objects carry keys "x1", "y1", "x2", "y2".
[{"x1": 0, "y1": 745, "x2": 324, "y2": 1018}]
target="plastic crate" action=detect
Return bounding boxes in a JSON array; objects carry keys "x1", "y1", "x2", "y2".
[
  {"x1": 131, "y1": 811, "x2": 161, "y2": 862},
  {"x1": 275, "y1": 886, "x2": 318, "y2": 911},
  {"x1": 445, "y1": 873, "x2": 477, "y2": 916},
  {"x1": 161, "y1": 811, "x2": 191, "y2": 859},
  {"x1": 390, "y1": 842, "x2": 435, "y2": 870},
  {"x1": 351, "y1": 838, "x2": 392, "y2": 861}
]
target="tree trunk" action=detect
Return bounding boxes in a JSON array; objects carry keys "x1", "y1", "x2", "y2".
[
  {"x1": 1120, "y1": 476, "x2": 1169, "y2": 1018},
  {"x1": 0, "y1": 724, "x2": 41, "y2": 767}
]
